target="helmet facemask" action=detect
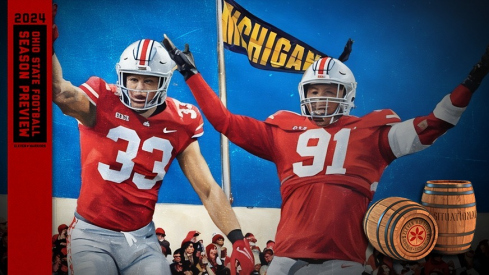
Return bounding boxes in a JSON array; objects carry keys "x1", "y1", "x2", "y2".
[{"x1": 118, "y1": 71, "x2": 171, "y2": 111}]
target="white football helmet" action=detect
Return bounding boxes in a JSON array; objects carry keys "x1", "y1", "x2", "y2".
[
  {"x1": 298, "y1": 57, "x2": 357, "y2": 123},
  {"x1": 116, "y1": 39, "x2": 175, "y2": 111}
]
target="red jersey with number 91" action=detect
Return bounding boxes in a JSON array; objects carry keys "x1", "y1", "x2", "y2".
[
  {"x1": 76, "y1": 77, "x2": 203, "y2": 231},
  {"x1": 187, "y1": 74, "x2": 403, "y2": 263},
  {"x1": 211, "y1": 109, "x2": 401, "y2": 263},
  {"x1": 263, "y1": 110, "x2": 400, "y2": 263}
]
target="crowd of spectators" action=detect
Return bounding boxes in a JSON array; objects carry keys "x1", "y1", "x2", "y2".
[
  {"x1": 49, "y1": 222, "x2": 277, "y2": 275},
  {"x1": 51, "y1": 223, "x2": 69, "y2": 275},
  {"x1": 49, "y1": 221, "x2": 489, "y2": 275},
  {"x1": 364, "y1": 239, "x2": 489, "y2": 275},
  {"x1": 165, "y1": 230, "x2": 276, "y2": 275}
]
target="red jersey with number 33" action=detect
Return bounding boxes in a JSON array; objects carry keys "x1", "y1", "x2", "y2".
[{"x1": 76, "y1": 76, "x2": 203, "y2": 231}]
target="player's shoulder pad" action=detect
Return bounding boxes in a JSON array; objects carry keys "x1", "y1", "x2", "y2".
[
  {"x1": 264, "y1": 110, "x2": 315, "y2": 131},
  {"x1": 80, "y1": 76, "x2": 114, "y2": 104},
  {"x1": 83, "y1": 76, "x2": 112, "y2": 91},
  {"x1": 352, "y1": 109, "x2": 401, "y2": 128},
  {"x1": 166, "y1": 97, "x2": 203, "y2": 121},
  {"x1": 166, "y1": 97, "x2": 204, "y2": 138}
]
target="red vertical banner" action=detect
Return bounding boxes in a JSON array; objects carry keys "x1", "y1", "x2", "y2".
[{"x1": 7, "y1": 0, "x2": 52, "y2": 274}]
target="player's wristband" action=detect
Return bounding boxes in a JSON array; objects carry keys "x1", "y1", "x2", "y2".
[{"x1": 227, "y1": 229, "x2": 244, "y2": 244}]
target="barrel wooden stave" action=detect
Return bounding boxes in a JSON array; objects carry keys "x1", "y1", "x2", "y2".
[
  {"x1": 421, "y1": 180, "x2": 476, "y2": 255},
  {"x1": 364, "y1": 197, "x2": 438, "y2": 261}
]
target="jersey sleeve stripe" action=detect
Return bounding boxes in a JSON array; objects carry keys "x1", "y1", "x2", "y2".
[
  {"x1": 388, "y1": 119, "x2": 428, "y2": 158},
  {"x1": 433, "y1": 94, "x2": 467, "y2": 125},
  {"x1": 80, "y1": 83, "x2": 99, "y2": 106},
  {"x1": 192, "y1": 123, "x2": 204, "y2": 138},
  {"x1": 195, "y1": 123, "x2": 203, "y2": 131}
]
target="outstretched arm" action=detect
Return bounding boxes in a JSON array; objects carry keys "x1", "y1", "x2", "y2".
[
  {"x1": 177, "y1": 141, "x2": 240, "y2": 234},
  {"x1": 162, "y1": 34, "x2": 275, "y2": 161},
  {"x1": 51, "y1": 3, "x2": 95, "y2": 127},
  {"x1": 388, "y1": 44, "x2": 489, "y2": 158},
  {"x1": 52, "y1": 54, "x2": 96, "y2": 126},
  {"x1": 177, "y1": 141, "x2": 254, "y2": 274}
]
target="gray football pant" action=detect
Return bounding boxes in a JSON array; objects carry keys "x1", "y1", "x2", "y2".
[
  {"x1": 267, "y1": 256, "x2": 365, "y2": 275},
  {"x1": 67, "y1": 214, "x2": 171, "y2": 275}
]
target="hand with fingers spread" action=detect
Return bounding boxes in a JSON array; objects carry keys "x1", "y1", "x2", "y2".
[{"x1": 162, "y1": 34, "x2": 199, "y2": 81}]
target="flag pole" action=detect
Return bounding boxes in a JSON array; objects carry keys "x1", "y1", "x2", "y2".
[{"x1": 216, "y1": 0, "x2": 233, "y2": 204}]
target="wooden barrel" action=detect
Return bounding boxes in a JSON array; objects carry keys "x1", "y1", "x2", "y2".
[
  {"x1": 421, "y1": 180, "x2": 476, "y2": 255},
  {"x1": 363, "y1": 197, "x2": 438, "y2": 261}
]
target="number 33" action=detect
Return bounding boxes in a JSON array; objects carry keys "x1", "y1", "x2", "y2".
[{"x1": 97, "y1": 126, "x2": 173, "y2": 189}]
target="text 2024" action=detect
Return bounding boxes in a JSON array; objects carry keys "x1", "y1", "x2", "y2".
[{"x1": 14, "y1": 13, "x2": 46, "y2": 24}]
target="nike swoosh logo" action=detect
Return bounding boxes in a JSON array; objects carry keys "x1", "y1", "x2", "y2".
[
  {"x1": 163, "y1": 128, "x2": 177, "y2": 133},
  {"x1": 341, "y1": 264, "x2": 353, "y2": 268},
  {"x1": 236, "y1": 247, "x2": 253, "y2": 261}
]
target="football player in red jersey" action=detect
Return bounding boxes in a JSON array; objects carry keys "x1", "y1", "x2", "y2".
[
  {"x1": 52, "y1": 25, "x2": 253, "y2": 275},
  {"x1": 163, "y1": 34, "x2": 489, "y2": 274}
]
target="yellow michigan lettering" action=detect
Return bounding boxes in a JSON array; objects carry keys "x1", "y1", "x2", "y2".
[{"x1": 222, "y1": 1, "x2": 323, "y2": 72}]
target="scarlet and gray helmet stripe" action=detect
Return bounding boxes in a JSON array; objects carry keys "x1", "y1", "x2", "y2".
[
  {"x1": 133, "y1": 39, "x2": 155, "y2": 66},
  {"x1": 313, "y1": 57, "x2": 334, "y2": 78}
]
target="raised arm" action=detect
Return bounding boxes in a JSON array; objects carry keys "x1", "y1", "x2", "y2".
[
  {"x1": 162, "y1": 34, "x2": 275, "y2": 161},
  {"x1": 51, "y1": 3, "x2": 96, "y2": 127},
  {"x1": 52, "y1": 54, "x2": 96, "y2": 126},
  {"x1": 388, "y1": 44, "x2": 489, "y2": 158},
  {"x1": 177, "y1": 141, "x2": 254, "y2": 274}
]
